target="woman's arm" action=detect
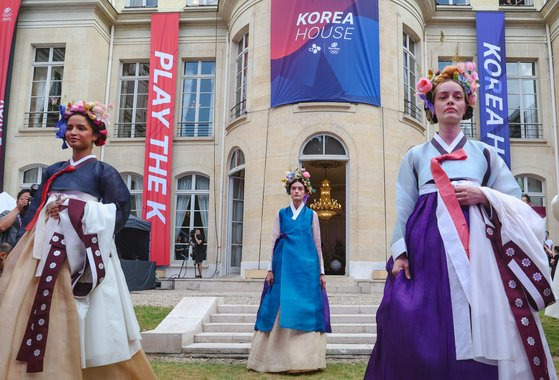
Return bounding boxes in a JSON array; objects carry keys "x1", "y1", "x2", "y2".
[{"x1": 311, "y1": 211, "x2": 326, "y2": 287}]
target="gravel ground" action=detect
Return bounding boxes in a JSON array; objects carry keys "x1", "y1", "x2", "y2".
[{"x1": 131, "y1": 289, "x2": 383, "y2": 308}]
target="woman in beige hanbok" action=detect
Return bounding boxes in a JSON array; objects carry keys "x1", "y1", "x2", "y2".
[{"x1": 0, "y1": 101, "x2": 155, "y2": 379}]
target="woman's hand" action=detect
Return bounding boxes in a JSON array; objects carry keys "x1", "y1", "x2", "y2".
[
  {"x1": 320, "y1": 274, "x2": 326, "y2": 288},
  {"x1": 265, "y1": 271, "x2": 274, "y2": 286},
  {"x1": 46, "y1": 197, "x2": 64, "y2": 220},
  {"x1": 392, "y1": 254, "x2": 411, "y2": 279},
  {"x1": 454, "y1": 185, "x2": 489, "y2": 207}
]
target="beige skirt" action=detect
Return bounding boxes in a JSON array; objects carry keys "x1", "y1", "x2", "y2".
[
  {"x1": 247, "y1": 311, "x2": 327, "y2": 373},
  {"x1": 0, "y1": 231, "x2": 156, "y2": 380}
]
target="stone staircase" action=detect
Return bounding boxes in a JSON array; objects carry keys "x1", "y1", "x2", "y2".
[{"x1": 182, "y1": 303, "x2": 377, "y2": 358}]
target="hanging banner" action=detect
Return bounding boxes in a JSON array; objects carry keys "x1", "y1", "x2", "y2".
[
  {"x1": 0, "y1": 1, "x2": 21, "y2": 191},
  {"x1": 142, "y1": 13, "x2": 179, "y2": 266},
  {"x1": 271, "y1": 0, "x2": 380, "y2": 107},
  {"x1": 476, "y1": 12, "x2": 511, "y2": 167}
]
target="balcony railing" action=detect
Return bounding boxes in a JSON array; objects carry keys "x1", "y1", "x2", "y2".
[
  {"x1": 125, "y1": 0, "x2": 157, "y2": 8},
  {"x1": 25, "y1": 111, "x2": 58, "y2": 129},
  {"x1": 177, "y1": 122, "x2": 213, "y2": 137},
  {"x1": 230, "y1": 99, "x2": 246, "y2": 119},
  {"x1": 404, "y1": 99, "x2": 422, "y2": 122},
  {"x1": 499, "y1": 0, "x2": 533, "y2": 6},
  {"x1": 460, "y1": 122, "x2": 476, "y2": 138},
  {"x1": 185, "y1": 0, "x2": 218, "y2": 6},
  {"x1": 510, "y1": 124, "x2": 542, "y2": 139},
  {"x1": 114, "y1": 123, "x2": 146, "y2": 138},
  {"x1": 436, "y1": 0, "x2": 470, "y2": 5}
]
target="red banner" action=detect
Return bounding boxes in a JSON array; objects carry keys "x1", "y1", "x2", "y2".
[
  {"x1": 0, "y1": 1, "x2": 21, "y2": 191},
  {"x1": 142, "y1": 13, "x2": 179, "y2": 266}
]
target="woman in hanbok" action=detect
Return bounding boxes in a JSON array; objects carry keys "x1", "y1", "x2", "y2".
[
  {"x1": 248, "y1": 168, "x2": 331, "y2": 373},
  {"x1": 0, "y1": 101, "x2": 156, "y2": 379},
  {"x1": 365, "y1": 64, "x2": 556, "y2": 379}
]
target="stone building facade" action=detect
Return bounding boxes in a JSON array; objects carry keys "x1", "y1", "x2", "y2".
[{"x1": 4, "y1": 0, "x2": 559, "y2": 279}]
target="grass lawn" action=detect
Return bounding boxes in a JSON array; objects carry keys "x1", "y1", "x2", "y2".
[{"x1": 137, "y1": 306, "x2": 559, "y2": 379}]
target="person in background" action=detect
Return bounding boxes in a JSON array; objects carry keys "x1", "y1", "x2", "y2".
[
  {"x1": 0, "y1": 242, "x2": 12, "y2": 276},
  {"x1": 191, "y1": 229, "x2": 206, "y2": 278},
  {"x1": 545, "y1": 230, "x2": 554, "y2": 252},
  {"x1": 521, "y1": 193, "x2": 532, "y2": 205},
  {"x1": 0, "y1": 189, "x2": 31, "y2": 246}
]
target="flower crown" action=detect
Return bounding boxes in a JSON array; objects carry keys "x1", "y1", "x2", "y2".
[
  {"x1": 281, "y1": 168, "x2": 315, "y2": 199},
  {"x1": 416, "y1": 62, "x2": 480, "y2": 116},
  {"x1": 55, "y1": 100, "x2": 111, "y2": 149}
]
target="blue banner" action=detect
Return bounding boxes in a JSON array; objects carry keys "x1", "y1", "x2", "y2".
[
  {"x1": 270, "y1": 0, "x2": 380, "y2": 107},
  {"x1": 476, "y1": 12, "x2": 511, "y2": 167}
]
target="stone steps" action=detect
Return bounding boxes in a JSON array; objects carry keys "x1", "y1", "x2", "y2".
[
  {"x1": 182, "y1": 302, "x2": 377, "y2": 357},
  {"x1": 194, "y1": 332, "x2": 376, "y2": 344},
  {"x1": 182, "y1": 342, "x2": 374, "y2": 356},
  {"x1": 203, "y1": 322, "x2": 377, "y2": 333},
  {"x1": 209, "y1": 313, "x2": 375, "y2": 324}
]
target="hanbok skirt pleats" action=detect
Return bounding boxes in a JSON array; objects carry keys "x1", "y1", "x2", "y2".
[
  {"x1": 364, "y1": 193, "x2": 498, "y2": 380},
  {"x1": 248, "y1": 311, "x2": 326, "y2": 373},
  {"x1": 0, "y1": 231, "x2": 156, "y2": 380}
]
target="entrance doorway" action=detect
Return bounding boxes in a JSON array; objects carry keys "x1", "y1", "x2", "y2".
[{"x1": 300, "y1": 134, "x2": 348, "y2": 275}]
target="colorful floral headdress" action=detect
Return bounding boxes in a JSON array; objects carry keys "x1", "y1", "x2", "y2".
[
  {"x1": 416, "y1": 62, "x2": 480, "y2": 121},
  {"x1": 55, "y1": 100, "x2": 111, "y2": 149},
  {"x1": 281, "y1": 168, "x2": 315, "y2": 201}
]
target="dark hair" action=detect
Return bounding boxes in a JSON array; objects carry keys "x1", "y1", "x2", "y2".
[
  {"x1": 17, "y1": 189, "x2": 31, "y2": 200},
  {"x1": 0, "y1": 242, "x2": 12, "y2": 254},
  {"x1": 67, "y1": 113, "x2": 107, "y2": 146},
  {"x1": 521, "y1": 193, "x2": 532, "y2": 203},
  {"x1": 286, "y1": 178, "x2": 307, "y2": 195}
]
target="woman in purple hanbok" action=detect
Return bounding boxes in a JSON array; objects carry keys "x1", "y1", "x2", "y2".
[{"x1": 364, "y1": 64, "x2": 556, "y2": 379}]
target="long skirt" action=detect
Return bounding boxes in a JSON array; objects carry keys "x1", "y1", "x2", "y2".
[
  {"x1": 0, "y1": 231, "x2": 156, "y2": 380},
  {"x1": 364, "y1": 193, "x2": 498, "y2": 379},
  {"x1": 247, "y1": 311, "x2": 326, "y2": 373}
]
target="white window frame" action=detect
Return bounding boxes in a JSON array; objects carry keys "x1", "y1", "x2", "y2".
[
  {"x1": 403, "y1": 32, "x2": 421, "y2": 121},
  {"x1": 21, "y1": 165, "x2": 47, "y2": 189},
  {"x1": 121, "y1": 173, "x2": 143, "y2": 217},
  {"x1": 28, "y1": 47, "x2": 65, "y2": 128},
  {"x1": 516, "y1": 175, "x2": 545, "y2": 207},
  {"x1": 179, "y1": 61, "x2": 216, "y2": 137},
  {"x1": 232, "y1": 33, "x2": 249, "y2": 119},
  {"x1": 507, "y1": 61, "x2": 541, "y2": 139},
  {"x1": 116, "y1": 62, "x2": 150, "y2": 138},
  {"x1": 227, "y1": 148, "x2": 245, "y2": 274},
  {"x1": 174, "y1": 174, "x2": 210, "y2": 261}
]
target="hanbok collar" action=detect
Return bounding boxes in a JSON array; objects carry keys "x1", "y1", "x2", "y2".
[
  {"x1": 432, "y1": 131, "x2": 467, "y2": 155},
  {"x1": 70, "y1": 154, "x2": 96, "y2": 166},
  {"x1": 290, "y1": 201, "x2": 305, "y2": 220}
]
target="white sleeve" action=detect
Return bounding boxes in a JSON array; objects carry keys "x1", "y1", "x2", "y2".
[
  {"x1": 269, "y1": 212, "x2": 281, "y2": 271},
  {"x1": 312, "y1": 211, "x2": 325, "y2": 274},
  {"x1": 390, "y1": 148, "x2": 419, "y2": 260}
]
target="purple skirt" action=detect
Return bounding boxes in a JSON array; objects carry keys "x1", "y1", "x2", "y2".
[{"x1": 364, "y1": 193, "x2": 498, "y2": 379}]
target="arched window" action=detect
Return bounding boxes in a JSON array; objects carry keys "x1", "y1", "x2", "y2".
[
  {"x1": 515, "y1": 175, "x2": 545, "y2": 207},
  {"x1": 228, "y1": 149, "x2": 245, "y2": 274},
  {"x1": 121, "y1": 173, "x2": 143, "y2": 217},
  {"x1": 174, "y1": 174, "x2": 210, "y2": 260},
  {"x1": 21, "y1": 165, "x2": 47, "y2": 189},
  {"x1": 301, "y1": 134, "x2": 347, "y2": 158}
]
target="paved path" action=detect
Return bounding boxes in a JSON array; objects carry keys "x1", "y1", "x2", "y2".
[{"x1": 130, "y1": 289, "x2": 383, "y2": 308}]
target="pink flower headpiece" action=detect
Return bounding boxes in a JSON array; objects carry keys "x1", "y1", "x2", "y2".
[
  {"x1": 416, "y1": 62, "x2": 480, "y2": 117},
  {"x1": 56, "y1": 100, "x2": 111, "y2": 148},
  {"x1": 281, "y1": 168, "x2": 315, "y2": 202}
]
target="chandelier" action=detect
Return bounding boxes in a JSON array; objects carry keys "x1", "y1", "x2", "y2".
[{"x1": 310, "y1": 163, "x2": 343, "y2": 220}]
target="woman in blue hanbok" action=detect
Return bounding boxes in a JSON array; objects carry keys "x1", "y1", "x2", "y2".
[
  {"x1": 0, "y1": 101, "x2": 155, "y2": 379},
  {"x1": 365, "y1": 64, "x2": 556, "y2": 379},
  {"x1": 248, "y1": 168, "x2": 330, "y2": 373}
]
